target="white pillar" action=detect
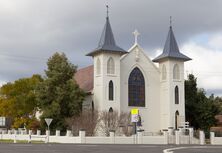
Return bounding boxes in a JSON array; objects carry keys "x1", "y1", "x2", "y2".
[
  {"x1": 210, "y1": 132, "x2": 215, "y2": 145},
  {"x1": 163, "y1": 130, "x2": 168, "y2": 144},
  {"x1": 28, "y1": 130, "x2": 32, "y2": 135},
  {"x1": 199, "y1": 131, "x2": 205, "y2": 145},
  {"x1": 175, "y1": 130, "x2": 180, "y2": 145},
  {"x1": 189, "y1": 128, "x2": 194, "y2": 144},
  {"x1": 137, "y1": 130, "x2": 143, "y2": 144},
  {"x1": 56, "y1": 130, "x2": 60, "y2": 136},
  {"x1": 14, "y1": 130, "x2": 17, "y2": 143},
  {"x1": 37, "y1": 130, "x2": 41, "y2": 136},
  {"x1": 66, "y1": 130, "x2": 72, "y2": 137},
  {"x1": 168, "y1": 127, "x2": 173, "y2": 136},
  {"x1": 109, "y1": 130, "x2": 115, "y2": 144},
  {"x1": 46, "y1": 130, "x2": 50, "y2": 143},
  {"x1": 8, "y1": 130, "x2": 11, "y2": 135},
  {"x1": 79, "y1": 129, "x2": 86, "y2": 143}
]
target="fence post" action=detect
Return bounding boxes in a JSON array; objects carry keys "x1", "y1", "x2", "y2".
[
  {"x1": 137, "y1": 130, "x2": 143, "y2": 144},
  {"x1": 210, "y1": 132, "x2": 215, "y2": 145},
  {"x1": 66, "y1": 130, "x2": 72, "y2": 137},
  {"x1": 56, "y1": 130, "x2": 60, "y2": 136},
  {"x1": 163, "y1": 129, "x2": 168, "y2": 144},
  {"x1": 46, "y1": 130, "x2": 50, "y2": 143},
  {"x1": 189, "y1": 128, "x2": 193, "y2": 144},
  {"x1": 37, "y1": 130, "x2": 41, "y2": 136},
  {"x1": 175, "y1": 130, "x2": 180, "y2": 145},
  {"x1": 168, "y1": 127, "x2": 173, "y2": 136},
  {"x1": 79, "y1": 129, "x2": 86, "y2": 143},
  {"x1": 109, "y1": 130, "x2": 115, "y2": 144},
  {"x1": 199, "y1": 131, "x2": 205, "y2": 145},
  {"x1": 14, "y1": 130, "x2": 17, "y2": 143},
  {"x1": 28, "y1": 130, "x2": 32, "y2": 143}
]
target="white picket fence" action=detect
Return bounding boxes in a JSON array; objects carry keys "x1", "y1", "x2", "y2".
[{"x1": 0, "y1": 128, "x2": 206, "y2": 145}]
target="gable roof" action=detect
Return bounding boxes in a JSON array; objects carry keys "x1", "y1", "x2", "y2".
[
  {"x1": 74, "y1": 65, "x2": 93, "y2": 93},
  {"x1": 153, "y1": 26, "x2": 191, "y2": 62},
  {"x1": 86, "y1": 16, "x2": 127, "y2": 56}
]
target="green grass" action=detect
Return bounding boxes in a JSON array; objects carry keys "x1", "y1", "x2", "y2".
[{"x1": 0, "y1": 139, "x2": 44, "y2": 143}]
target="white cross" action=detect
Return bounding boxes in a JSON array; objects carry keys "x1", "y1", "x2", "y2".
[{"x1": 133, "y1": 29, "x2": 140, "y2": 44}]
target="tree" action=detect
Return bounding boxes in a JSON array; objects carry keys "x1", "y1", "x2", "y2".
[
  {"x1": 36, "y1": 52, "x2": 85, "y2": 131},
  {"x1": 0, "y1": 75, "x2": 43, "y2": 129},
  {"x1": 66, "y1": 110, "x2": 99, "y2": 136},
  {"x1": 185, "y1": 74, "x2": 220, "y2": 133}
]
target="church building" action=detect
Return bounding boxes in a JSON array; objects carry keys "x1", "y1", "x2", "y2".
[{"x1": 74, "y1": 11, "x2": 191, "y2": 132}]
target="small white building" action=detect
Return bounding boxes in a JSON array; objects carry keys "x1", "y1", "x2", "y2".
[{"x1": 75, "y1": 12, "x2": 191, "y2": 133}]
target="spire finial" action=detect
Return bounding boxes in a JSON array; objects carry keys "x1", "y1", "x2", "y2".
[
  {"x1": 133, "y1": 29, "x2": 140, "y2": 44},
  {"x1": 106, "y1": 5, "x2": 109, "y2": 18},
  {"x1": 170, "y1": 16, "x2": 172, "y2": 27}
]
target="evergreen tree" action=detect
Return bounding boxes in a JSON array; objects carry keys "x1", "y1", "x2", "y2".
[
  {"x1": 36, "y1": 52, "x2": 85, "y2": 130},
  {"x1": 185, "y1": 74, "x2": 220, "y2": 133}
]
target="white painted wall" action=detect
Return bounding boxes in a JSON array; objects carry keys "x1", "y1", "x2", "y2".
[
  {"x1": 120, "y1": 44, "x2": 160, "y2": 132},
  {"x1": 93, "y1": 52, "x2": 122, "y2": 112},
  {"x1": 159, "y1": 59, "x2": 185, "y2": 129}
]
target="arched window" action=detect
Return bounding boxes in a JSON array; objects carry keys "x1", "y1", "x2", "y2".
[
  {"x1": 109, "y1": 80, "x2": 114, "y2": 101},
  {"x1": 173, "y1": 64, "x2": 180, "y2": 80},
  {"x1": 128, "y1": 67, "x2": 145, "y2": 107},
  {"x1": 96, "y1": 58, "x2": 101, "y2": 75},
  {"x1": 175, "y1": 86, "x2": 179, "y2": 104},
  {"x1": 175, "y1": 111, "x2": 179, "y2": 129},
  {"x1": 107, "y1": 57, "x2": 115, "y2": 74},
  {"x1": 162, "y1": 64, "x2": 167, "y2": 80},
  {"x1": 109, "y1": 107, "x2": 113, "y2": 113}
]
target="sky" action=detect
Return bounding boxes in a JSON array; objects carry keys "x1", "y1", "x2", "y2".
[{"x1": 0, "y1": 0, "x2": 222, "y2": 96}]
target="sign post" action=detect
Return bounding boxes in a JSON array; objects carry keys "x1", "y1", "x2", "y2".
[
  {"x1": 45, "y1": 118, "x2": 53, "y2": 143},
  {"x1": 131, "y1": 109, "x2": 139, "y2": 144}
]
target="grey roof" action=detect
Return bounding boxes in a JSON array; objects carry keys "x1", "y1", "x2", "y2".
[
  {"x1": 86, "y1": 17, "x2": 127, "y2": 56},
  {"x1": 153, "y1": 26, "x2": 191, "y2": 62}
]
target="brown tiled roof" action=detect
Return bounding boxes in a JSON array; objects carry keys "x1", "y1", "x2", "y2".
[{"x1": 74, "y1": 65, "x2": 93, "y2": 93}]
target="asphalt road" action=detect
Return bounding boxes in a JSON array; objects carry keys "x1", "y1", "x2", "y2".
[{"x1": 0, "y1": 144, "x2": 221, "y2": 153}]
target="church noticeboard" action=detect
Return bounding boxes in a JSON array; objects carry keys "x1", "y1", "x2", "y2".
[{"x1": 131, "y1": 108, "x2": 139, "y2": 122}]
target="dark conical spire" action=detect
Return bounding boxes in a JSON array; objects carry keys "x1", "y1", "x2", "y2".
[
  {"x1": 153, "y1": 25, "x2": 191, "y2": 62},
  {"x1": 86, "y1": 6, "x2": 127, "y2": 56}
]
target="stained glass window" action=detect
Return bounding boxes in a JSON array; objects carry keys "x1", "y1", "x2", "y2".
[
  {"x1": 109, "y1": 80, "x2": 114, "y2": 101},
  {"x1": 175, "y1": 86, "x2": 179, "y2": 104},
  {"x1": 128, "y1": 67, "x2": 145, "y2": 107}
]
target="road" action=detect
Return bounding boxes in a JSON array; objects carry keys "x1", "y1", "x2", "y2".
[{"x1": 0, "y1": 144, "x2": 221, "y2": 153}]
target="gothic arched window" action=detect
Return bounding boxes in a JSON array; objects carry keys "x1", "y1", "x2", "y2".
[
  {"x1": 128, "y1": 67, "x2": 145, "y2": 107},
  {"x1": 173, "y1": 64, "x2": 180, "y2": 80},
  {"x1": 109, "y1": 80, "x2": 114, "y2": 101},
  {"x1": 175, "y1": 86, "x2": 179, "y2": 104},
  {"x1": 96, "y1": 58, "x2": 101, "y2": 75},
  {"x1": 162, "y1": 64, "x2": 167, "y2": 80},
  {"x1": 107, "y1": 57, "x2": 115, "y2": 74}
]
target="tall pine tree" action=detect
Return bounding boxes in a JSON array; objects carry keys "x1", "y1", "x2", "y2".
[{"x1": 37, "y1": 52, "x2": 85, "y2": 130}]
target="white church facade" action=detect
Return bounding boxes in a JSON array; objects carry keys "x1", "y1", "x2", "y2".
[{"x1": 74, "y1": 13, "x2": 191, "y2": 133}]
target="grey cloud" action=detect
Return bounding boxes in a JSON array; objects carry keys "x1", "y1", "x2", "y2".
[{"x1": 0, "y1": 0, "x2": 222, "y2": 85}]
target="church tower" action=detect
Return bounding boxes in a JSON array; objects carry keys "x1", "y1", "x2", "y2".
[
  {"x1": 153, "y1": 23, "x2": 191, "y2": 130},
  {"x1": 86, "y1": 6, "x2": 127, "y2": 112}
]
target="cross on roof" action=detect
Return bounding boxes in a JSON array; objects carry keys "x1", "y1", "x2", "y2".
[
  {"x1": 133, "y1": 29, "x2": 140, "y2": 44},
  {"x1": 106, "y1": 5, "x2": 109, "y2": 18}
]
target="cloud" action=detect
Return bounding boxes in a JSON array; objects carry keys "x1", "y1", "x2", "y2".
[
  {"x1": 0, "y1": 0, "x2": 222, "y2": 95},
  {"x1": 182, "y1": 34, "x2": 222, "y2": 94}
]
